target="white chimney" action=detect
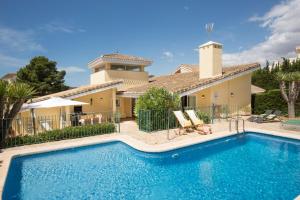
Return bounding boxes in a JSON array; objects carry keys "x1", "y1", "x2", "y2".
[
  {"x1": 296, "y1": 46, "x2": 300, "y2": 59},
  {"x1": 199, "y1": 41, "x2": 223, "y2": 79}
]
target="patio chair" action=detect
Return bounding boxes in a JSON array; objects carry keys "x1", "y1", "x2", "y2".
[
  {"x1": 92, "y1": 114, "x2": 102, "y2": 124},
  {"x1": 247, "y1": 110, "x2": 273, "y2": 122},
  {"x1": 256, "y1": 110, "x2": 282, "y2": 123},
  {"x1": 173, "y1": 111, "x2": 193, "y2": 135},
  {"x1": 39, "y1": 119, "x2": 53, "y2": 131},
  {"x1": 79, "y1": 118, "x2": 92, "y2": 125},
  {"x1": 185, "y1": 110, "x2": 212, "y2": 135}
]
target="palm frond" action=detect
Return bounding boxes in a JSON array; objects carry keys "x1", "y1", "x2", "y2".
[
  {"x1": 7, "y1": 82, "x2": 36, "y2": 100},
  {"x1": 276, "y1": 71, "x2": 300, "y2": 82}
]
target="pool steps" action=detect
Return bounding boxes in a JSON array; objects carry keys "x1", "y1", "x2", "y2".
[{"x1": 229, "y1": 118, "x2": 245, "y2": 133}]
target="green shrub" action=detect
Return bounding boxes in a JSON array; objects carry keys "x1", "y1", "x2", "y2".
[
  {"x1": 2, "y1": 123, "x2": 115, "y2": 148},
  {"x1": 135, "y1": 87, "x2": 181, "y2": 132},
  {"x1": 135, "y1": 87, "x2": 180, "y2": 118},
  {"x1": 195, "y1": 111, "x2": 211, "y2": 124},
  {"x1": 252, "y1": 89, "x2": 300, "y2": 116},
  {"x1": 252, "y1": 69, "x2": 279, "y2": 90}
]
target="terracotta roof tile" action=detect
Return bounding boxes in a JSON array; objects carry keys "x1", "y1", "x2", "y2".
[
  {"x1": 175, "y1": 64, "x2": 199, "y2": 73},
  {"x1": 32, "y1": 80, "x2": 122, "y2": 103},
  {"x1": 101, "y1": 53, "x2": 151, "y2": 62},
  {"x1": 88, "y1": 53, "x2": 152, "y2": 67},
  {"x1": 124, "y1": 63, "x2": 260, "y2": 95},
  {"x1": 1, "y1": 73, "x2": 17, "y2": 80}
]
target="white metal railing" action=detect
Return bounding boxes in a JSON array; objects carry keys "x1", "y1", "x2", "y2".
[{"x1": 229, "y1": 118, "x2": 245, "y2": 133}]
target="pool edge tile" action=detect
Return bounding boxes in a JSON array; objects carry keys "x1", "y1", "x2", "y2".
[{"x1": 0, "y1": 128, "x2": 299, "y2": 199}]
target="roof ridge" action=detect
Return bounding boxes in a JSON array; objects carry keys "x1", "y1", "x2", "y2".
[
  {"x1": 31, "y1": 80, "x2": 123, "y2": 103},
  {"x1": 125, "y1": 62, "x2": 260, "y2": 95}
]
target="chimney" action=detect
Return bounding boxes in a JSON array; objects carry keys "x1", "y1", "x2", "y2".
[
  {"x1": 199, "y1": 41, "x2": 223, "y2": 79},
  {"x1": 296, "y1": 46, "x2": 300, "y2": 59}
]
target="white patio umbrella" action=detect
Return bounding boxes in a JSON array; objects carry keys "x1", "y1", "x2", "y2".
[
  {"x1": 21, "y1": 97, "x2": 88, "y2": 134},
  {"x1": 22, "y1": 97, "x2": 88, "y2": 110}
]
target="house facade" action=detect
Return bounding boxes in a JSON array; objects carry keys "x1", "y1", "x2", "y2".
[
  {"x1": 17, "y1": 41, "x2": 260, "y2": 134},
  {"x1": 121, "y1": 41, "x2": 259, "y2": 114}
]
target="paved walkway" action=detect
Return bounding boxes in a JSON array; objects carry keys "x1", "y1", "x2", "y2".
[{"x1": 119, "y1": 117, "x2": 300, "y2": 145}]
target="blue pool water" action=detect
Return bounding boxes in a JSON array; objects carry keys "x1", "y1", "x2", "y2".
[{"x1": 3, "y1": 132, "x2": 300, "y2": 200}]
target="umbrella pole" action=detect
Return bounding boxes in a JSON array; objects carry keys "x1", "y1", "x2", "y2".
[
  {"x1": 59, "y1": 107, "x2": 62, "y2": 129},
  {"x1": 30, "y1": 108, "x2": 36, "y2": 135}
]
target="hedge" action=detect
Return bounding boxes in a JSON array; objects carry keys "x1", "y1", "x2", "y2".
[
  {"x1": 252, "y1": 89, "x2": 300, "y2": 116},
  {"x1": 2, "y1": 123, "x2": 116, "y2": 148}
]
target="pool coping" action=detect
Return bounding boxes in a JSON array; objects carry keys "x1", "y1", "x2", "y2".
[{"x1": 0, "y1": 128, "x2": 300, "y2": 200}]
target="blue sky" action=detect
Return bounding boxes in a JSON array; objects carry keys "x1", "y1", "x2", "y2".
[{"x1": 1, "y1": 0, "x2": 300, "y2": 86}]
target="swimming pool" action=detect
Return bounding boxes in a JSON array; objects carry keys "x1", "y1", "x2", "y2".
[{"x1": 3, "y1": 132, "x2": 300, "y2": 200}]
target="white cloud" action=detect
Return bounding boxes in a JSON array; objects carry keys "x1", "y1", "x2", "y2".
[
  {"x1": 0, "y1": 27, "x2": 44, "y2": 52},
  {"x1": 223, "y1": 0, "x2": 300, "y2": 66},
  {"x1": 0, "y1": 53, "x2": 25, "y2": 68},
  {"x1": 162, "y1": 51, "x2": 174, "y2": 62},
  {"x1": 41, "y1": 22, "x2": 86, "y2": 33},
  {"x1": 59, "y1": 66, "x2": 86, "y2": 73}
]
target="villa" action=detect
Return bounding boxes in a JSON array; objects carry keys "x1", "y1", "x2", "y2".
[
  {"x1": 19, "y1": 41, "x2": 259, "y2": 126},
  {"x1": 2, "y1": 41, "x2": 300, "y2": 200},
  {"x1": 2, "y1": 0, "x2": 300, "y2": 198}
]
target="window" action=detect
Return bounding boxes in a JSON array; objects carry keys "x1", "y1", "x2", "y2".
[
  {"x1": 94, "y1": 65, "x2": 105, "y2": 73},
  {"x1": 181, "y1": 95, "x2": 196, "y2": 109},
  {"x1": 110, "y1": 65, "x2": 141, "y2": 72},
  {"x1": 126, "y1": 65, "x2": 141, "y2": 72},
  {"x1": 111, "y1": 65, "x2": 126, "y2": 71},
  {"x1": 116, "y1": 99, "x2": 120, "y2": 107},
  {"x1": 188, "y1": 96, "x2": 196, "y2": 108},
  {"x1": 74, "y1": 106, "x2": 82, "y2": 113}
]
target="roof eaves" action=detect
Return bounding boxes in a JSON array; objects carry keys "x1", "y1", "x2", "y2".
[
  {"x1": 31, "y1": 80, "x2": 123, "y2": 103},
  {"x1": 178, "y1": 64, "x2": 260, "y2": 96}
]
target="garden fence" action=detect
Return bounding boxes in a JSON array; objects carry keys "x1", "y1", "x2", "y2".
[
  {"x1": 138, "y1": 104, "x2": 250, "y2": 132},
  {"x1": 0, "y1": 111, "x2": 120, "y2": 148}
]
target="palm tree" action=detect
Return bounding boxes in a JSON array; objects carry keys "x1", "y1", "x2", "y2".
[
  {"x1": 0, "y1": 80, "x2": 35, "y2": 144},
  {"x1": 276, "y1": 59, "x2": 300, "y2": 118}
]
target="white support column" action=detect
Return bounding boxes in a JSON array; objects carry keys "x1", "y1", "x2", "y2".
[{"x1": 112, "y1": 88, "x2": 116, "y2": 113}]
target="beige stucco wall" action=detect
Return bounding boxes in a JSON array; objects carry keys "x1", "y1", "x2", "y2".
[
  {"x1": 199, "y1": 44, "x2": 222, "y2": 79},
  {"x1": 90, "y1": 70, "x2": 107, "y2": 84},
  {"x1": 106, "y1": 70, "x2": 148, "y2": 82},
  {"x1": 73, "y1": 88, "x2": 115, "y2": 114},
  {"x1": 90, "y1": 69, "x2": 149, "y2": 88},
  {"x1": 194, "y1": 73, "x2": 252, "y2": 114},
  {"x1": 13, "y1": 88, "x2": 117, "y2": 136},
  {"x1": 118, "y1": 97, "x2": 132, "y2": 118},
  {"x1": 15, "y1": 107, "x2": 63, "y2": 135}
]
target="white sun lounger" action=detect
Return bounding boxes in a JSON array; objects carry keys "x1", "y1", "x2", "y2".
[
  {"x1": 173, "y1": 111, "x2": 193, "y2": 135},
  {"x1": 185, "y1": 110, "x2": 212, "y2": 134}
]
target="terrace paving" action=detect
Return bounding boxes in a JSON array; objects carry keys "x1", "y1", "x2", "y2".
[
  {"x1": 120, "y1": 117, "x2": 300, "y2": 145},
  {"x1": 0, "y1": 117, "x2": 300, "y2": 198}
]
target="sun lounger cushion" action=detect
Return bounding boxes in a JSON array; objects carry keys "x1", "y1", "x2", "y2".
[
  {"x1": 185, "y1": 110, "x2": 205, "y2": 126},
  {"x1": 173, "y1": 111, "x2": 192, "y2": 128}
]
